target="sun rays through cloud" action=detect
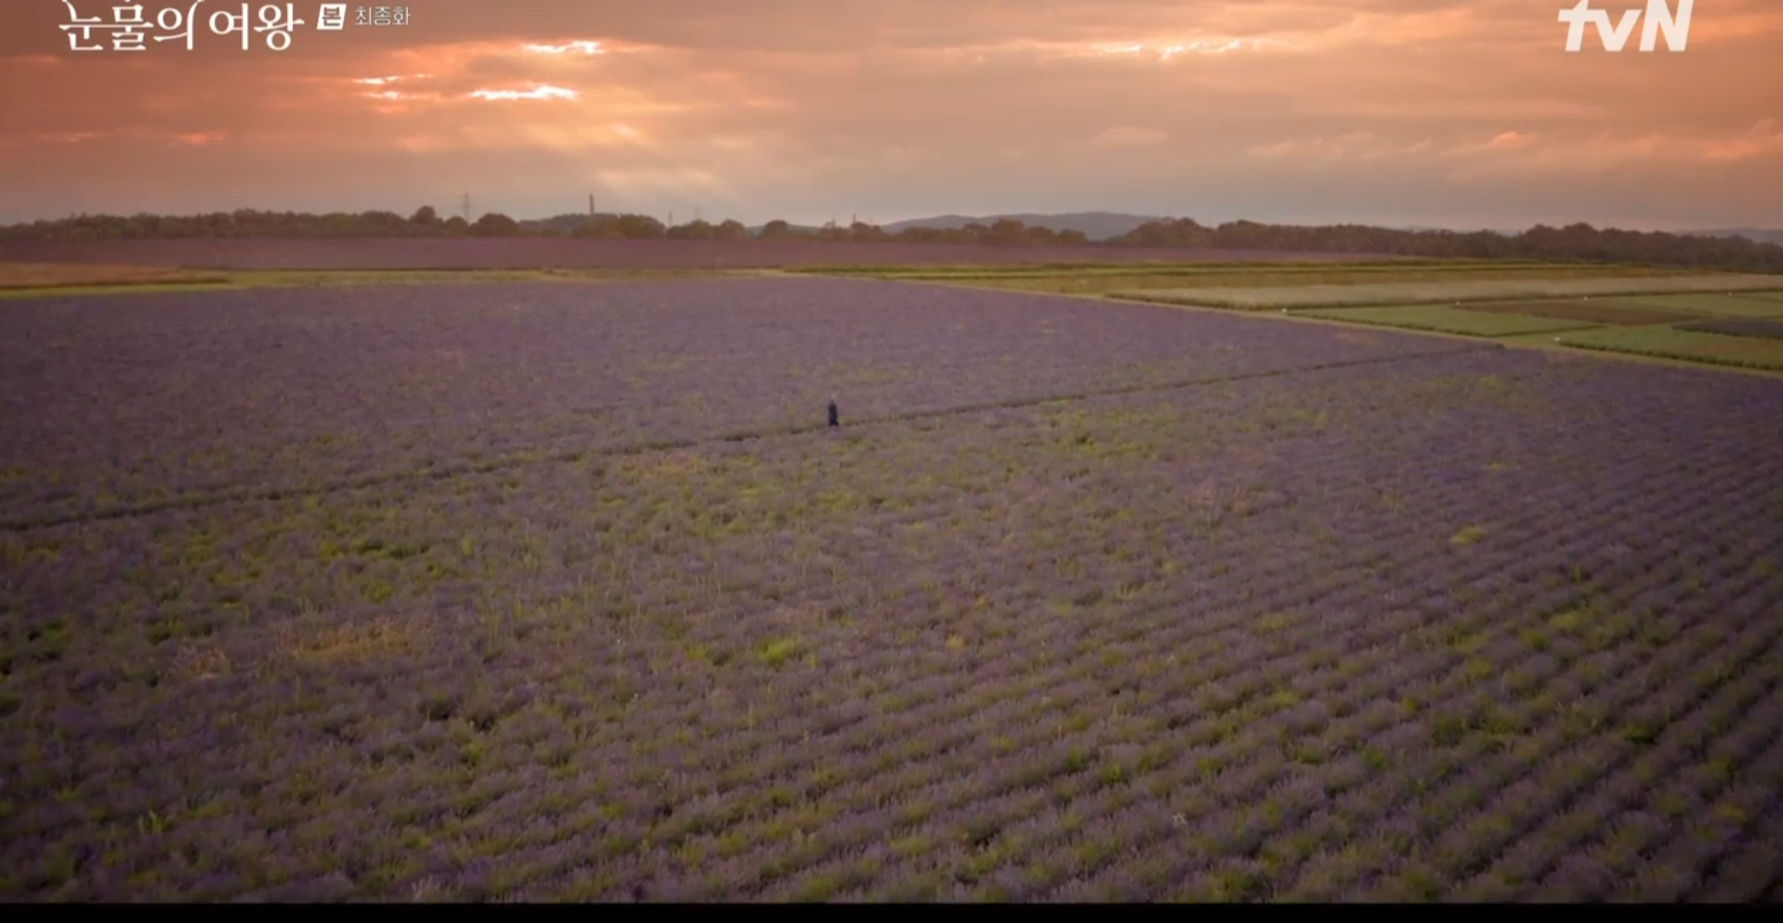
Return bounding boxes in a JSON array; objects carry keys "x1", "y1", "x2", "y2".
[
  {"x1": 468, "y1": 85, "x2": 581, "y2": 101},
  {"x1": 523, "y1": 40, "x2": 604, "y2": 54}
]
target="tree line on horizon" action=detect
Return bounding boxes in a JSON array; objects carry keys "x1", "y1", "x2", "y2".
[{"x1": 2, "y1": 206, "x2": 1779, "y2": 272}]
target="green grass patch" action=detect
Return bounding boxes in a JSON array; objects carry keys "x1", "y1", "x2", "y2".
[
  {"x1": 0, "y1": 261, "x2": 229, "y2": 291},
  {"x1": 1451, "y1": 525, "x2": 1488, "y2": 545},
  {"x1": 1555, "y1": 326, "x2": 1783, "y2": 371},
  {"x1": 1299, "y1": 304, "x2": 1598, "y2": 337},
  {"x1": 759, "y1": 637, "x2": 807, "y2": 668},
  {"x1": 785, "y1": 258, "x2": 1488, "y2": 276},
  {"x1": 1111, "y1": 275, "x2": 1783, "y2": 311},
  {"x1": 0, "y1": 280, "x2": 240, "y2": 300}
]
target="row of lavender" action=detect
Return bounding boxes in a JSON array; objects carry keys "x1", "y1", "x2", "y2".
[
  {"x1": 0, "y1": 279, "x2": 1478, "y2": 526},
  {"x1": 3, "y1": 346, "x2": 1781, "y2": 899}
]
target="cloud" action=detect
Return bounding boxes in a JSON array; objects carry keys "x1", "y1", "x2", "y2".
[
  {"x1": 1438, "y1": 120, "x2": 1783, "y2": 182},
  {"x1": 1245, "y1": 131, "x2": 1423, "y2": 161},
  {"x1": 0, "y1": 128, "x2": 231, "y2": 149},
  {"x1": 468, "y1": 84, "x2": 581, "y2": 101},
  {"x1": 1091, "y1": 126, "x2": 1169, "y2": 148},
  {"x1": 0, "y1": 0, "x2": 1778, "y2": 227},
  {"x1": 1694, "y1": 118, "x2": 1783, "y2": 161},
  {"x1": 523, "y1": 41, "x2": 605, "y2": 54}
]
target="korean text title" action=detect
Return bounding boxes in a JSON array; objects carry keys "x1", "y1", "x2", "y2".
[{"x1": 59, "y1": 2, "x2": 411, "y2": 52}]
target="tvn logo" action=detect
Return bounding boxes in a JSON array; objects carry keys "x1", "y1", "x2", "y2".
[{"x1": 1560, "y1": 0, "x2": 1693, "y2": 52}]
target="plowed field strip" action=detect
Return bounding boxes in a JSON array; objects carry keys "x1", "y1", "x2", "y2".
[
  {"x1": 576, "y1": 434, "x2": 1703, "y2": 774},
  {"x1": 1019, "y1": 486, "x2": 1711, "y2": 898}
]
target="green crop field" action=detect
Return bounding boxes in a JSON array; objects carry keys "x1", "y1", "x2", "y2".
[
  {"x1": 1113, "y1": 276, "x2": 1783, "y2": 311},
  {"x1": 790, "y1": 259, "x2": 1564, "y2": 278},
  {"x1": 1555, "y1": 327, "x2": 1783, "y2": 371},
  {"x1": 1601, "y1": 293, "x2": 1783, "y2": 318}
]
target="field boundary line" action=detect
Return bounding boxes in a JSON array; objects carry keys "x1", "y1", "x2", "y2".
[
  {"x1": 0, "y1": 344, "x2": 1499, "y2": 533},
  {"x1": 1553, "y1": 338, "x2": 1783, "y2": 373},
  {"x1": 1294, "y1": 313, "x2": 1607, "y2": 339}
]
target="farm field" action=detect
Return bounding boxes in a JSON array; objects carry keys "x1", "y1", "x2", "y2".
[
  {"x1": 1, "y1": 259, "x2": 1692, "y2": 304},
  {"x1": 1555, "y1": 327, "x2": 1783, "y2": 371},
  {"x1": 0, "y1": 262, "x2": 230, "y2": 291},
  {"x1": 1456, "y1": 301, "x2": 1705, "y2": 327},
  {"x1": 1294, "y1": 305, "x2": 1599, "y2": 338},
  {"x1": 1674, "y1": 319, "x2": 1783, "y2": 340},
  {"x1": 0, "y1": 263, "x2": 747, "y2": 299},
  {"x1": 0, "y1": 278, "x2": 1466, "y2": 527},
  {"x1": 4, "y1": 277, "x2": 1783, "y2": 902},
  {"x1": 800, "y1": 260, "x2": 1570, "y2": 279},
  {"x1": 1112, "y1": 276, "x2": 1783, "y2": 311},
  {"x1": 1605, "y1": 293, "x2": 1783, "y2": 318},
  {"x1": 808, "y1": 261, "x2": 1686, "y2": 297},
  {"x1": 0, "y1": 238, "x2": 1406, "y2": 271}
]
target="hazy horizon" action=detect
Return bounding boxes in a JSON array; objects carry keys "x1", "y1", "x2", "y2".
[{"x1": 2, "y1": 0, "x2": 1779, "y2": 232}]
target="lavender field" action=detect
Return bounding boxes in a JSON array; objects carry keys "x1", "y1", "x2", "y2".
[
  {"x1": 3, "y1": 277, "x2": 1782, "y2": 902},
  {"x1": 0, "y1": 279, "x2": 1464, "y2": 527}
]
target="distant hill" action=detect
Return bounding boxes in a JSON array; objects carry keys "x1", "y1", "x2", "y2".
[
  {"x1": 881, "y1": 212, "x2": 1164, "y2": 241},
  {"x1": 1689, "y1": 228, "x2": 1783, "y2": 247}
]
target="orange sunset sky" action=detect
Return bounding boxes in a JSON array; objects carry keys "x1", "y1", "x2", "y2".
[{"x1": 0, "y1": 0, "x2": 1779, "y2": 230}]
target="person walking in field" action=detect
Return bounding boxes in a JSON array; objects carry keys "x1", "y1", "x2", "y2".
[{"x1": 828, "y1": 396, "x2": 839, "y2": 428}]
